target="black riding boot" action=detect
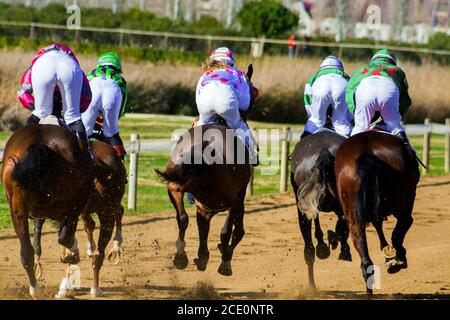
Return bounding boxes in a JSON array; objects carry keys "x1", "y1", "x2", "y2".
[
  {"x1": 300, "y1": 131, "x2": 311, "y2": 139},
  {"x1": 26, "y1": 114, "x2": 41, "y2": 126},
  {"x1": 69, "y1": 120, "x2": 93, "y2": 160}
]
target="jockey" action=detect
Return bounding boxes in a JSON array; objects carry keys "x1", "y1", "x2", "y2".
[
  {"x1": 302, "y1": 55, "x2": 352, "y2": 138},
  {"x1": 81, "y1": 52, "x2": 128, "y2": 160},
  {"x1": 195, "y1": 47, "x2": 259, "y2": 165},
  {"x1": 346, "y1": 49, "x2": 412, "y2": 145},
  {"x1": 18, "y1": 43, "x2": 92, "y2": 154}
]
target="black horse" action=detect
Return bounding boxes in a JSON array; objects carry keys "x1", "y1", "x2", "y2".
[{"x1": 290, "y1": 129, "x2": 352, "y2": 290}]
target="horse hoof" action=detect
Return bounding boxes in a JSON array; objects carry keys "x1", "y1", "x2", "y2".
[
  {"x1": 54, "y1": 289, "x2": 75, "y2": 299},
  {"x1": 173, "y1": 252, "x2": 188, "y2": 269},
  {"x1": 382, "y1": 246, "x2": 397, "y2": 259},
  {"x1": 194, "y1": 256, "x2": 209, "y2": 271},
  {"x1": 60, "y1": 251, "x2": 80, "y2": 264},
  {"x1": 29, "y1": 285, "x2": 43, "y2": 300},
  {"x1": 386, "y1": 258, "x2": 407, "y2": 274},
  {"x1": 315, "y1": 243, "x2": 331, "y2": 260},
  {"x1": 90, "y1": 287, "x2": 104, "y2": 298},
  {"x1": 338, "y1": 250, "x2": 352, "y2": 262},
  {"x1": 218, "y1": 260, "x2": 232, "y2": 276},
  {"x1": 107, "y1": 248, "x2": 121, "y2": 265},
  {"x1": 34, "y1": 262, "x2": 43, "y2": 280}
]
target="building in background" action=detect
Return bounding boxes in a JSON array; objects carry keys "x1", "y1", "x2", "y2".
[{"x1": 1, "y1": 0, "x2": 449, "y2": 43}]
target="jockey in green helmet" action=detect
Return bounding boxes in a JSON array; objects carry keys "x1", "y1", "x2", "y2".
[{"x1": 81, "y1": 52, "x2": 128, "y2": 159}]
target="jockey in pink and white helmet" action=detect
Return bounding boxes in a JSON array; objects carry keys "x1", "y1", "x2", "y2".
[{"x1": 195, "y1": 47, "x2": 258, "y2": 165}]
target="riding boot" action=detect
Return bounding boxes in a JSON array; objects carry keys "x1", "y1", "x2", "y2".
[
  {"x1": 26, "y1": 114, "x2": 41, "y2": 126},
  {"x1": 300, "y1": 130, "x2": 311, "y2": 139},
  {"x1": 186, "y1": 192, "x2": 195, "y2": 205},
  {"x1": 112, "y1": 145, "x2": 126, "y2": 161},
  {"x1": 68, "y1": 120, "x2": 94, "y2": 160},
  {"x1": 109, "y1": 133, "x2": 127, "y2": 161}
]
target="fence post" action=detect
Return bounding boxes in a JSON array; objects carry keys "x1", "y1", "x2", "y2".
[
  {"x1": 128, "y1": 133, "x2": 140, "y2": 210},
  {"x1": 279, "y1": 126, "x2": 290, "y2": 193},
  {"x1": 422, "y1": 118, "x2": 431, "y2": 175},
  {"x1": 29, "y1": 22, "x2": 35, "y2": 39},
  {"x1": 119, "y1": 29, "x2": 124, "y2": 46},
  {"x1": 445, "y1": 118, "x2": 450, "y2": 173}
]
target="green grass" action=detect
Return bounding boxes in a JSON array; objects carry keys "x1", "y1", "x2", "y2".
[{"x1": 0, "y1": 115, "x2": 448, "y2": 229}]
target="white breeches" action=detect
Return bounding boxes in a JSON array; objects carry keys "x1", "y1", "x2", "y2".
[
  {"x1": 82, "y1": 77, "x2": 122, "y2": 138},
  {"x1": 196, "y1": 82, "x2": 254, "y2": 150},
  {"x1": 31, "y1": 50, "x2": 83, "y2": 125},
  {"x1": 304, "y1": 74, "x2": 352, "y2": 137},
  {"x1": 352, "y1": 75, "x2": 404, "y2": 136}
]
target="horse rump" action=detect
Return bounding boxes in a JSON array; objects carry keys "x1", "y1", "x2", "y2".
[
  {"x1": 155, "y1": 144, "x2": 212, "y2": 185},
  {"x1": 297, "y1": 148, "x2": 335, "y2": 220},
  {"x1": 12, "y1": 143, "x2": 60, "y2": 198}
]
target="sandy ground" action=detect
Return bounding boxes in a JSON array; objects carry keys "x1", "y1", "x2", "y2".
[{"x1": 1, "y1": 175, "x2": 450, "y2": 300}]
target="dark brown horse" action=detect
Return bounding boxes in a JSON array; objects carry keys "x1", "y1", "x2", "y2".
[
  {"x1": 155, "y1": 124, "x2": 251, "y2": 275},
  {"x1": 32, "y1": 139, "x2": 126, "y2": 298},
  {"x1": 1, "y1": 123, "x2": 93, "y2": 299},
  {"x1": 290, "y1": 129, "x2": 352, "y2": 290},
  {"x1": 335, "y1": 131, "x2": 420, "y2": 294}
]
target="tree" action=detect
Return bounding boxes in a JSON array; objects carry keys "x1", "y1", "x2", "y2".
[{"x1": 236, "y1": 0, "x2": 299, "y2": 37}]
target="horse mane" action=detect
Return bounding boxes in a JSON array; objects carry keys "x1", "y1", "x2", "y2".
[{"x1": 12, "y1": 143, "x2": 61, "y2": 199}]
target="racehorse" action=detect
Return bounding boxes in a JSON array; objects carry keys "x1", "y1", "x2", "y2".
[
  {"x1": 334, "y1": 130, "x2": 420, "y2": 294},
  {"x1": 1, "y1": 123, "x2": 93, "y2": 299},
  {"x1": 290, "y1": 129, "x2": 352, "y2": 290},
  {"x1": 32, "y1": 118, "x2": 126, "y2": 298},
  {"x1": 155, "y1": 124, "x2": 252, "y2": 276}
]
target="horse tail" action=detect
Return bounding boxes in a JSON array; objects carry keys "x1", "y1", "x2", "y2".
[
  {"x1": 12, "y1": 143, "x2": 60, "y2": 198},
  {"x1": 355, "y1": 153, "x2": 382, "y2": 224},
  {"x1": 297, "y1": 149, "x2": 335, "y2": 220},
  {"x1": 155, "y1": 144, "x2": 211, "y2": 185}
]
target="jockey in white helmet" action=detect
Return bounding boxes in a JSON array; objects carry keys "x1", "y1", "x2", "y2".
[{"x1": 302, "y1": 55, "x2": 353, "y2": 138}]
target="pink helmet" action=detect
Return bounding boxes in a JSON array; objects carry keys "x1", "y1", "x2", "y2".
[{"x1": 210, "y1": 47, "x2": 235, "y2": 66}]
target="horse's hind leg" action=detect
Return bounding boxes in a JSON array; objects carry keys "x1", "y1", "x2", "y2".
[
  {"x1": 91, "y1": 210, "x2": 115, "y2": 297},
  {"x1": 314, "y1": 215, "x2": 330, "y2": 259},
  {"x1": 218, "y1": 191, "x2": 246, "y2": 276},
  {"x1": 335, "y1": 215, "x2": 352, "y2": 261},
  {"x1": 107, "y1": 205, "x2": 124, "y2": 265},
  {"x1": 33, "y1": 218, "x2": 45, "y2": 280},
  {"x1": 12, "y1": 212, "x2": 40, "y2": 298},
  {"x1": 298, "y1": 209, "x2": 316, "y2": 290},
  {"x1": 348, "y1": 218, "x2": 375, "y2": 294},
  {"x1": 389, "y1": 205, "x2": 414, "y2": 274},
  {"x1": 372, "y1": 219, "x2": 397, "y2": 269},
  {"x1": 168, "y1": 187, "x2": 189, "y2": 269},
  {"x1": 194, "y1": 211, "x2": 212, "y2": 271},
  {"x1": 82, "y1": 213, "x2": 96, "y2": 258}
]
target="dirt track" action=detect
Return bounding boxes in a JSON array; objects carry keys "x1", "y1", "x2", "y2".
[{"x1": 1, "y1": 175, "x2": 450, "y2": 300}]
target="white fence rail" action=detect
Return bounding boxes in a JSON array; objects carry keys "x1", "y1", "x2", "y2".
[
  {"x1": 124, "y1": 118, "x2": 450, "y2": 205},
  {"x1": 1, "y1": 21, "x2": 450, "y2": 57}
]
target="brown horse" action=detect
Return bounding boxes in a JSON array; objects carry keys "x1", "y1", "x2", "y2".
[
  {"x1": 1, "y1": 123, "x2": 93, "y2": 299},
  {"x1": 32, "y1": 139, "x2": 126, "y2": 297},
  {"x1": 155, "y1": 124, "x2": 251, "y2": 275},
  {"x1": 334, "y1": 131, "x2": 420, "y2": 294}
]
